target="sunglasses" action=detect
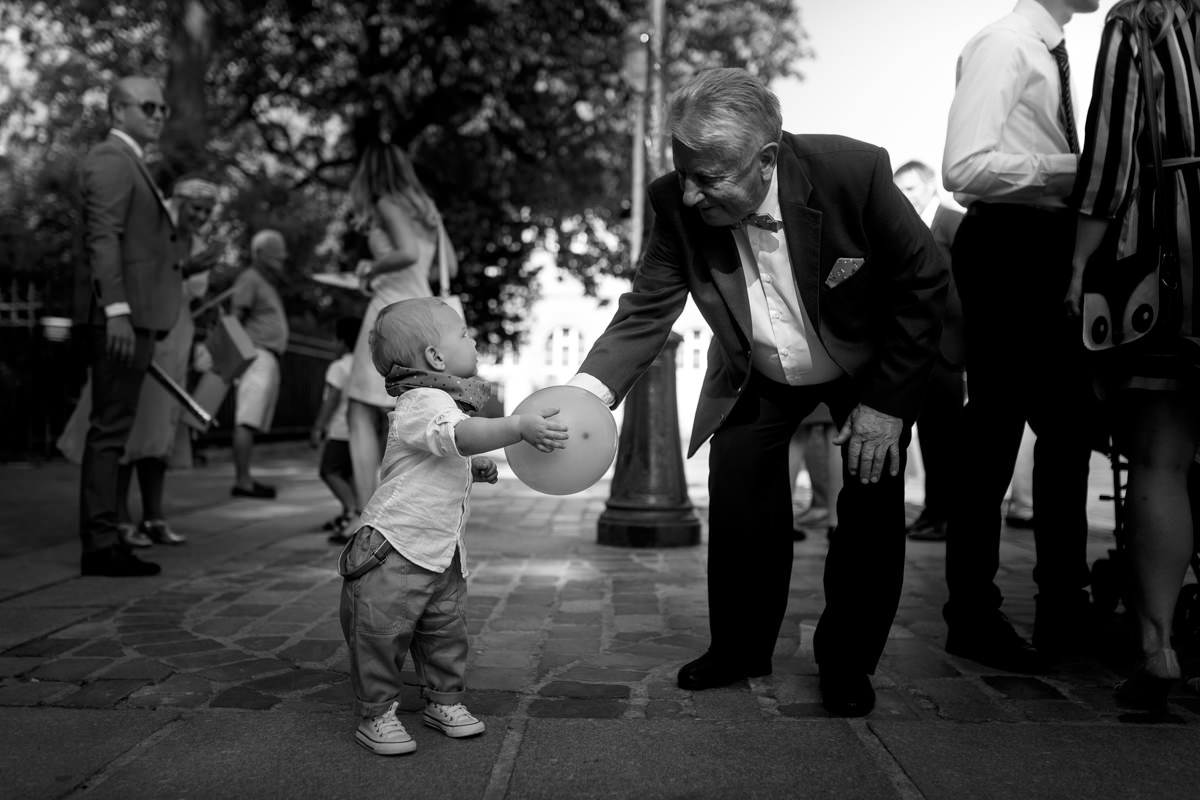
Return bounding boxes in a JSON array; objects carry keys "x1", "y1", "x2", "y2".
[{"x1": 126, "y1": 101, "x2": 170, "y2": 119}]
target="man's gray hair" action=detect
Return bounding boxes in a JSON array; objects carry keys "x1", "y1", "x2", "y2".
[{"x1": 667, "y1": 68, "x2": 783, "y2": 162}]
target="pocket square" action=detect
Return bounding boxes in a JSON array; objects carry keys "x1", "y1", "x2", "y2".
[{"x1": 825, "y1": 257, "x2": 865, "y2": 289}]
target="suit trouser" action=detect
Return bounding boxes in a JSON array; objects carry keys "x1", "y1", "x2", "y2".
[
  {"x1": 706, "y1": 372, "x2": 909, "y2": 674},
  {"x1": 944, "y1": 204, "x2": 1096, "y2": 620},
  {"x1": 916, "y1": 360, "x2": 965, "y2": 522},
  {"x1": 79, "y1": 325, "x2": 156, "y2": 553}
]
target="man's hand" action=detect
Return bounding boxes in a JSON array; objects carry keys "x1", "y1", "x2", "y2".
[
  {"x1": 106, "y1": 315, "x2": 136, "y2": 365},
  {"x1": 309, "y1": 426, "x2": 325, "y2": 450},
  {"x1": 833, "y1": 403, "x2": 904, "y2": 484},
  {"x1": 471, "y1": 456, "x2": 499, "y2": 484},
  {"x1": 519, "y1": 408, "x2": 569, "y2": 453}
]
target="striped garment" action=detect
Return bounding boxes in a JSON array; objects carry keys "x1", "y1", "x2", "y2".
[{"x1": 1075, "y1": 0, "x2": 1200, "y2": 343}]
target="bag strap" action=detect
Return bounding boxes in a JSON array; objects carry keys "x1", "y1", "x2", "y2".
[{"x1": 1137, "y1": 15, "x2": 1180, "y2": 289}]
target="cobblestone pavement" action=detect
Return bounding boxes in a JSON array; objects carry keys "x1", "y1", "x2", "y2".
[{"x1": 2, "y1": 444, "x2": 1200, "y2": 799}]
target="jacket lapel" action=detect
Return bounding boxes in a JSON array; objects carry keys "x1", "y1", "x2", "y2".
[
  {"x1": 110, "y1": 133, "x2": 176, "y2": 227},
  {"x1": 776, "y1": 143, "x2": 822, "y2": 328},
  {"x1": 694, "y1": 218, "x2": 753, "y2": 346}
]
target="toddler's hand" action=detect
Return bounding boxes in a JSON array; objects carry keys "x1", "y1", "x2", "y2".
[
  {"x1": 519, "y1": 408, "x2": 568, "y2": 453},
  {"x1": 471, "y1": 457, "x2": 498, "y2": 484}
]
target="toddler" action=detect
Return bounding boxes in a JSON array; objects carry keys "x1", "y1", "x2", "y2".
[
  {"x1": 311, "y1": 316, "x2": 361, "y2": 542},
  {"x1": 338, "y1": 297, "x2": 567, "y2": 756}
]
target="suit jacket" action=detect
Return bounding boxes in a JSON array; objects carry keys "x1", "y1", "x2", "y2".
[
  {"x1": 76, "y1": 132, "x2": 181, "y2": 332},
  {"x1": 579, "y1": 132, "x2": 949, "y2": 457},
  {"x1": 930, "y1": 204, "x2": 966, "y2": 368}
]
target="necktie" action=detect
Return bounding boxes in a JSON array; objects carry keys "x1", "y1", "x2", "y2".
[
  {"x1": 743, "y1": 213, "x2": 782, "y2": 232},
  {"x1": 1051, "y1": 40, "x2": 1080, "y2": 154}
]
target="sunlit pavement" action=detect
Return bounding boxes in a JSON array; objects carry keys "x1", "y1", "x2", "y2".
[{"x1": 1, "y1": 443, "x2": 1199, "y2": 799}]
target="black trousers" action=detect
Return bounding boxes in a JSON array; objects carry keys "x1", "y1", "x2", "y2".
[
  {"x1": 916, "y1": 360, "x2": 965, "y2": 522},
  {"x1": 79, "y1": 325, "x2": 155, "y2": 553},
  {"x1": 706, "y1": 371, "x2": 909, "y2": 675},
  {"x1": 945, "y1": 204, "x2": 1096, "y2": 620}
]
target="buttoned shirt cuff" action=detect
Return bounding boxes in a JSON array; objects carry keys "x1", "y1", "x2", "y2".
[
  {"x1": 568, "y1": 373, "x2": 616, "y2": 408},
  {"x1": 103, "y1": 302, "x2": 132, "y2": 319}
]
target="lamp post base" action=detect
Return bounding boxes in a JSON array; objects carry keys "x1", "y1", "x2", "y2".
[{"x1": 597, "y1": 504, "x2": 701, "y2": 548}]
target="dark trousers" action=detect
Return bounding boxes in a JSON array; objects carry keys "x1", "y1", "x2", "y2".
[
  {"x1": 945, "y1": 204, "x2": 1096, "y2": 620},
  {"x1": 79, "y1": 325, "x2": 155, "y2": 553},
  {"x1": 706, "y1": 372, "x2": 909, "y2": 675},
  {"x1": 916, "y1": 361, "x2": 965, "y2": 521}
]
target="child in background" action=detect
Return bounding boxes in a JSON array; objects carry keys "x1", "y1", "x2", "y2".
[
  {"x1": 311, "y1": 317, "x2": 362, "y2": 543},
  {"x1": 338, "y1": 297, "x2": 567, "y2": 756}
]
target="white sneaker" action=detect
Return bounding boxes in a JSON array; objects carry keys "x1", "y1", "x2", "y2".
[
  {"x1": 422, "y1": 702, "x2": 486, "y2": 738},
  {"x1": 355, "y1": 703, "x2": 416, "y2": 755}
]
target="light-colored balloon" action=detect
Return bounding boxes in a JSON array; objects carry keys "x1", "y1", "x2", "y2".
[{"x1": 504, "y1": 385, "x2": 617, "y2": 495}]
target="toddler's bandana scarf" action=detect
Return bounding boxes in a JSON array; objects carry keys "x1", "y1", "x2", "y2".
[{"x1": 384, "y1": 366, "x2": 491, "y2": 414}]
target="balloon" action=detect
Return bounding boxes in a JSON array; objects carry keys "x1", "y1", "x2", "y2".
[{"x1": 504, "y1": 385, "x2": 618, "y2": 495}]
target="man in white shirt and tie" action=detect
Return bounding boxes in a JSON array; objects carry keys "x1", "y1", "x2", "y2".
[
  {"x1": 571, "y1": 68, "x2": 947, "y2": 717},
  {"x1": 940, "y1": 0, "x2": 1101, "y2": 673}
]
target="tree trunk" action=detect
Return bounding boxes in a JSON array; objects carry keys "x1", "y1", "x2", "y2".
[{"x1": 162, "y1": 0, "x2": 213, "y2": 180}]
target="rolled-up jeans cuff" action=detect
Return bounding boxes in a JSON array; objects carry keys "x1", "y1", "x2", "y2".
[{"x1": 423, "y1": 687, "x2": 465, "y2": 705}]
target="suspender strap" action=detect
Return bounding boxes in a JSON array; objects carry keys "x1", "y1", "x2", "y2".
[{"x1": 337, "y1": 535, "x2": 395, "y2": 581}]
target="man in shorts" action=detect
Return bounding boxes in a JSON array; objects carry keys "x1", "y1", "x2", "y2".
[{"x1": 230, "y1": 229, "x2": 290, "y2": 499}]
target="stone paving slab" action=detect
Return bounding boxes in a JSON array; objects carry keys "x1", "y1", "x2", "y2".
[
  {"x1": 872, "y1": 720, "x2": 1200, "y2": 800},
  {"x1": 0, "y1": 707, "x2": 177, "y2": 800},
  {"x1": 78, "y1": 710, "x2": 506, "y2": 800},
  {"x1": 506, "y1": 718, "x2": 901, "y2": 799}
]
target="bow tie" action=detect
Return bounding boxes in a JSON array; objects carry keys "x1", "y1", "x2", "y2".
[{"x1": 742, "y1": 213, "x2": 782, "y2": 232}]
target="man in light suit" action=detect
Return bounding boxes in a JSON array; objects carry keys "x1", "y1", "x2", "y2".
[
  {"x1": 893, "y1": 160, "x2": 965, "y2": 542},
  {"x1": 572, "y1": 68, "x2": 947, "y2": 716},
  {"x1": 77, "y1": 75, "x2": 181, "y2": 577}
]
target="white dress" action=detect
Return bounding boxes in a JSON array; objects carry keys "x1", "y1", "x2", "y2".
[{"x1": 346, "y1": 221, "x2": 436, "y2": 408}]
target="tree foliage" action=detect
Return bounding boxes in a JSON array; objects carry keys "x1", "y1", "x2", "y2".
[{"x1": 0, "y1": 0, "x2": 809, "y2": 349}]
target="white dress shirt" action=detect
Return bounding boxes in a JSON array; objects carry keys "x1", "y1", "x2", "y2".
[
  {"x1": 942, "y1": 0, "x2": 1079, "y2": 209},
  {"x1": 734, "y1": 167, "x2": 841, "y2": 385},
  {"x1": 357, "y1": 388, "x2": 473, "y2": 577}
]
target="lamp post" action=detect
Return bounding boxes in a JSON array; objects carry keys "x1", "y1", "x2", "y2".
[{"x1": 598, "y1": 3, "x2": 701, "y2": 548}]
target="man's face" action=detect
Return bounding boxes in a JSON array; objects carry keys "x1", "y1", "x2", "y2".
[
  {"x1": 894, "y1": 171, "x2": 936, "y2": 214},
  {"x1": 112, "y1": 79, "x2": 168, "y2": 145},
  {"x1": 672, "y1": 138, "x2": 776, "y2": 228},
  {"x1": 1065, "y1": 0, "x2": 1102, "y2": 14},
  {"x1": 256, "y1": 238, "x2": 289, "y2": 275},
  {"x1": 181, "y1": 197, "x2": 215, "y2": 232}
]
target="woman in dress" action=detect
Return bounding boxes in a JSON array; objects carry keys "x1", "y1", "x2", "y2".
[
  {"x1": 341, "y1": 143, "x2": 455, "y2": 529},
  {"x1": 1066, "y1": 0, "x2": 1200, "y2": 709}
]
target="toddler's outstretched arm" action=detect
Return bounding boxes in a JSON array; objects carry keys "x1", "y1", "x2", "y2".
[{"x1": 455, "y1": 408, "x2": 568, "y2": 456}]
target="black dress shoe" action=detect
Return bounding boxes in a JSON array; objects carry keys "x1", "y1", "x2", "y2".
[
  {"x1": 231, "y1": 481, "x2": 277, "y2": 499},
  {"x1": 819, "y1": 671, "x2": 875, "y2": 717},
  {"x1": 80, "y1": 546, "x2": 162, "y2": 577},
  {"x1": 946, "y1": 613, "x2": 1046, "y2": 673},
  {"x1": 677, "y1": 652, "x2": 771, "y2": 690},
  {"x1": 906, "y1": 515, "x2": 947, "y2": 541}
]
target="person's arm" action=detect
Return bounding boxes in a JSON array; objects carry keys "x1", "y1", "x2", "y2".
[
  {"x1": 1065, "y1": 215, "x2": 1111, "y2": 318},
  {"x1": 574, "y1": 179, "x2": 691, "y2": 406},
  {"x1": 310, "y1": 381, "x2": 342, "y2": 448},
  {"x1": 366, "y1": 195, "x2": 421, "y2": 278},
  {"x1": 453, "y1": 410, "x2": 568, "y2": 456},
  {"x1": 81, "y1": 147, "x2": 137, "y2": 363},
  {"x1": 230, "y1": 271, "x2": 254, "y2": 324},
  {"x1": 942, "y1": 30, "x2": 1077, "y2": 202}
]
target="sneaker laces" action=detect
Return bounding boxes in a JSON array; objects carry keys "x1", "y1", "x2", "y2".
[
  {"x1": 430, "y1": 702, "x2": 474, "y2": 723},
  {"x1": 370, "y1": 704, "x2": 406, "y2": 737}
]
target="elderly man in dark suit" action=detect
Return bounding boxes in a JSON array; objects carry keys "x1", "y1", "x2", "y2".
[
  {"x1": 893, "y1": 160, "x2": 965, "y2": 542},
  {"x1": 77, "y1": 75, "x2": 180, "y2": 577},
  {"x1": 571, "y1": 68, "x2": 947, "y2": 716}
]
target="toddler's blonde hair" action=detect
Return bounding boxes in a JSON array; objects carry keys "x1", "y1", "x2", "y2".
[{"x1": 369, "y1": 297, "x2": 453, "y2": 376}]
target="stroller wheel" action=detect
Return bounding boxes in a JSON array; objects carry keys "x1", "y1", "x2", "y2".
[
  {"x1": 1090, "y1": 557, "x2": 1122, "y2": 615},
  {"x1": 1172, "y1": 584, "x2": 1200, "y2": 649}
]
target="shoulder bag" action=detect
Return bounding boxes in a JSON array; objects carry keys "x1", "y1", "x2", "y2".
[{"x1": 1081, "y1": 19, "x2": 1182, "y2": 352}]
